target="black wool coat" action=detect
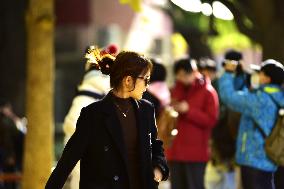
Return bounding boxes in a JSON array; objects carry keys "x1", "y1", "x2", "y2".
[{"x1": 45, "y1": 93, "x2": 169, "y2": 189}]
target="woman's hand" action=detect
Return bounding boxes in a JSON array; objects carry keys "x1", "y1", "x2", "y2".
[{"x1": 153, "y1": 167, "x2": 163, "y2": 183}]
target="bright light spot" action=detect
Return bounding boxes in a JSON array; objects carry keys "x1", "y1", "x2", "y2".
[
  {"x1": 171, "y1": 33, "x2": 188, "y2": 59},
  {"x1": 151, "y1": 0, "x2": 167, "y2": 6},
  {"x1": 212, "y1": 1, "x2": 234, "y2": 20},
  {"x1": 201, "y1": 3, "x2": 212, "y2": 16},
  {"x1": 279, "y1": 109, "x2": 284, "y2": 116},
  {"x1": 171, "y1": 129, "x2": 178, "y2": 136},
  {"x1": 171, "y1": 0, "x2": 202, "y2": 13}
]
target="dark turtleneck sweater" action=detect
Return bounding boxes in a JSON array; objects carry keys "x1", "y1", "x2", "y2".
[{"x1": 111, "y1": 93, "x2": 142, "y2": 189}]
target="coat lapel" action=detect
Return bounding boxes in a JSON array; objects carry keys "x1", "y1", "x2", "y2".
[
  {"x1": 101, "y1": 93, "x2": 128, "y2": 163},
  {"x1": 132, "y1": 99, "x2": 151, "y2": 188},
  {"x1": 132, "y1": 99, "x2": 150, "y2": 158}
]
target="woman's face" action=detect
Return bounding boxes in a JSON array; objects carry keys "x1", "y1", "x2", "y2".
[
  {"x1": 176, "y1": 69, "x2": 195, "y2": 86},
  {"x1": 129, "y1": 70, "x2": 151, "y2": 100}
]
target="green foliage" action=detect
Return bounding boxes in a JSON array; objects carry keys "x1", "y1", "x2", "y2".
[
  {"x1": 208, "y1": 19, "x2": 253, "y2": 53},
  {"x1": 168, "y1": 3, "x2": 253, "y2": 54},
  {"x1": 172, "y1": 7, "x2": 210, "y2": 32}
]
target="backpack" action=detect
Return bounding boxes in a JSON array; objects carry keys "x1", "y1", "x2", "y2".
[
  {"x1": 156, "y1": 106, "x2": 178, "y2": 149},
  {"x1": 265, "y1": 107, "x2": 284, "y2": 166},
  {"x1": 254, "y1": 94, "x2": 284, "y2": 166}
]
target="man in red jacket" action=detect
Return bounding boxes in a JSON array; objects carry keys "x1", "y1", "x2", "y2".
[{"x1": 167, "y1": 58, "x2": 219, "y2": 189}]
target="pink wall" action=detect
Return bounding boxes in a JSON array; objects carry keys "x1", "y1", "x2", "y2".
[
  {"x1": 91, "y1": 0, "x2": 135, "y2": 32},
  {"x1": 56, "y1": 0, "x2": 90, "y2": 26}
]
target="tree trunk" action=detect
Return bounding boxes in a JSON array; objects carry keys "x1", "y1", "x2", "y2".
[
  {"x1": 178, "y1": 26, "x2": 212, "y2": 59},
  {"x1": 262, "y1": 41, "x2": 284, "y2": 63},
  {"x1": 260, "y1": 26, "x2": 284, "y2": 63},
  {"x1": 22, "y1": 0, "x2": 55, "y2": 188}
]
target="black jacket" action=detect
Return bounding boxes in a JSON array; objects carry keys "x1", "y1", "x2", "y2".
[{"x1": 45, "y1": 93, "x2": 169, "y2": 189}]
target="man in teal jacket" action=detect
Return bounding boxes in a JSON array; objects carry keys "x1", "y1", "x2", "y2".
[{"x1": 218, "y1": 59, "x2": 284, "y2": 189}]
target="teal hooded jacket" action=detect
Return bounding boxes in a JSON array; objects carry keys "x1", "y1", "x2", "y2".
[{"x1": 219, "y1": 72, "x2": 284, "y2": 172}]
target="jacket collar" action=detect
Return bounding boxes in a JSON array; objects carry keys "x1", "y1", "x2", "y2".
[
  {"x1": 101, "y1": 92, "x2": 140, "y2": 114},
  {"x1": 260, "y1": 84, "x2": 282, "y2": 94}
]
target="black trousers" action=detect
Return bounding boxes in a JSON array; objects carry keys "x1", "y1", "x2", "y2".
[
  {"x1": 275, "y1": 166, "x2": 284, "y2": 189},
  {"x1": 241, "y1": 165, "x2": 275, "y2": 189},
  {"x1": 169, "y1": 161, "x2": 206, "y2": 189}
]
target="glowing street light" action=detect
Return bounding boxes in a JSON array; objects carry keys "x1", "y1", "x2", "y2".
[
  {"x1": 170, "y1": 0, "x2": 234, "y2": 20},
  {"x1": 171, "y1": 0, "x2": 202, "y2": 13},
  {"x1": 201, "y1": 3, "x2": 213, "y2": 16},
  {"x1": 212, "y1": 1, "x2": 234, "y2": 20}
]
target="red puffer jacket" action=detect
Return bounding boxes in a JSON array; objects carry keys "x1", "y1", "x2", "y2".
[{"x1": 166, "y1": 76, "x2": 219, "y2": 162}]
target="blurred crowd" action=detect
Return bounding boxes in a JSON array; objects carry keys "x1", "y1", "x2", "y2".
[
  {"x1": 61, "y1": 46, "x2": 284, "y2": 189},
  {"x1": 1, "y1": 45, "x2": 284, "y2": 189}
]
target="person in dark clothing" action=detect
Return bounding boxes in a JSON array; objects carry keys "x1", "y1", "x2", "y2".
[
  {"x1": 142, "y1": 58, "x2": 170, "y2": 116},
  {"x1": 142, "y1": 92, "x2": 160, "y2": 114},
  {"x1": 275, "y1": 166, "x2": 284, "y2": 189},
  {"x1": 45, "y1": 50, "x2": 169, "y2": 189},
  {"x1": 0, "y1": 99, "x2": 25, "y2": 189},
  {"x1": 0, "y1": 112, "x2": 18, "y2": 189},
  {"x1": 62, "y1": 45, "x2": 114, "y2": 189}
]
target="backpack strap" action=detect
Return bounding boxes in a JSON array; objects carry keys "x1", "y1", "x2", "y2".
[
  {"x1": 253, "y1": 88, "x2": 283, "y2": 138},
  {"x1": 253, "y1": 121, "x2": 267, "y2": 138},
  {"x1": 266, "y1": 93, "x2": 281, "y2": 110}
]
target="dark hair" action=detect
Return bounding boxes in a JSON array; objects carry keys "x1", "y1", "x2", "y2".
[
  {"x1": 222, "y1": 50, "x2": 244, "y2": 76},
  {"x1": 224, "y1": 50, "x2": 242, "y2": 61},
  {"x1": 97, "y1": 51, "x2": 152, "y2": 89},
  {"x1": 150, "y1": 58, "x2": 167, "y2": 82},
  {"x1": 174, "y1": 58, "x2": 197, "y2": 75},
  {"x1": 260, "y1": 59, "x2": 284, "y2": 85}
]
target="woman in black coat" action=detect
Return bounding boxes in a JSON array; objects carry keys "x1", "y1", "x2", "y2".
[{"x1": 45, "y1": 50, "x2": 169, "y2": 189}]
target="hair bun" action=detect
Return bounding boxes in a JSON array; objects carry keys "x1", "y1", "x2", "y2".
[
  {"x1": 97, "y1": 55, "x2": 115, "y2": 75},
  {"x1": 84, "y1": 46, "x2": 116, "y2": 75}
]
